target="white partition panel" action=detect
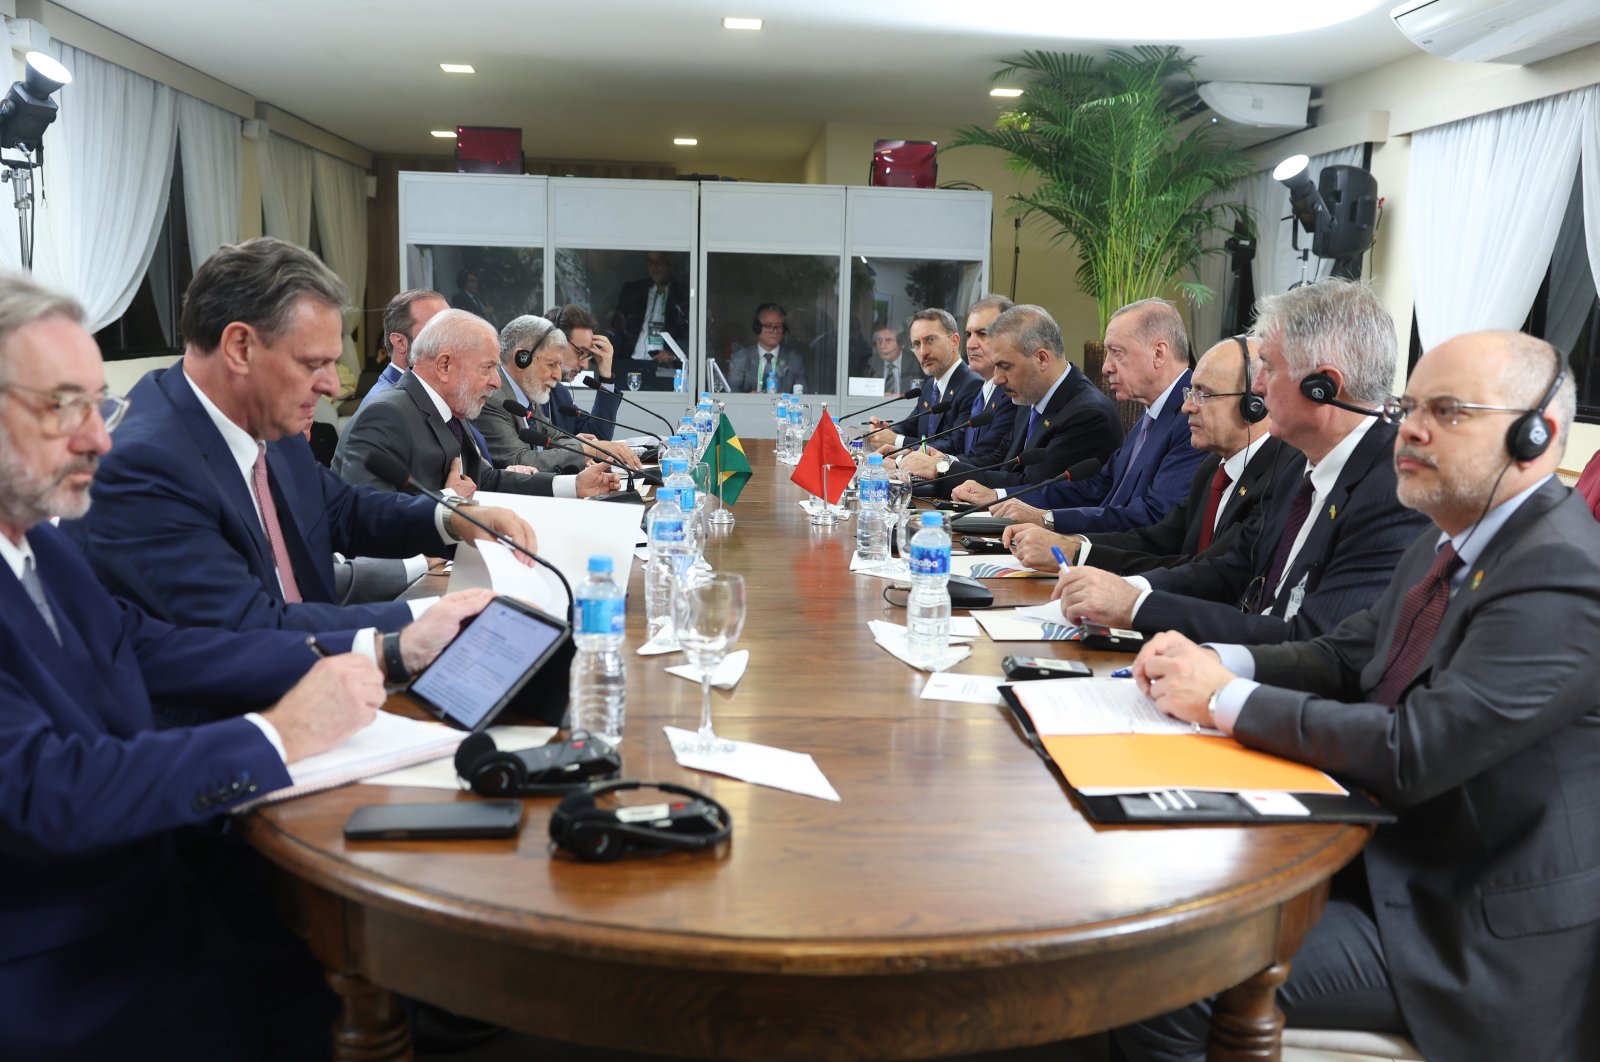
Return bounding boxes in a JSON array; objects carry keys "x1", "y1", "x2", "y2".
[
  {"x1": 847, "y1": 187, "x2": 994, "y2": 262},
  {"x1": 399, "y1": 173, "x2": 546, "y2": 246},
  {"x1": 549, "y1": 178, "x2": 698, "y2": 250}
]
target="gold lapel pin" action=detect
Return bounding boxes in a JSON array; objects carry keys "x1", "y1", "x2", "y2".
[
  {"x1": 1327, "y1": 504, "x2": 1337, "y2": 519},
  {"x1": 1471, "y1": 569, "x2": 1484, "y2": 591}
]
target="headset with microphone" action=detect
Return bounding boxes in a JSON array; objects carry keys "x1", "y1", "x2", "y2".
[
  {"x1": 1297, "y1": 368, "x2": 1390, "y2": 420},
  {"x1": 513, "y1": 321, "x2": 557, "y2": 370},
  {"x1": 455, "y1": 731, "x2": 622, "y2": 797},
  {"x1": 548, "y1": 780, "x2": 732, "y2": 862}
]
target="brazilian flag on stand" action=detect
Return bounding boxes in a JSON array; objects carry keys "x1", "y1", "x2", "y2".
[{"x1": 708, "y1": 413, "x2": 752, "y2": 505}]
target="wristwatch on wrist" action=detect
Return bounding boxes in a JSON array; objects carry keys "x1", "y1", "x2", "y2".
[
  {"x1": 1043, "y1": 510, "x2": 1055, "y2": 531},
  {"x1": 382, "y1": 630, "x2": 411, "y2": 684},
  {"x1": 935, "y1": 457, "x2": 952, "y2": 475}
]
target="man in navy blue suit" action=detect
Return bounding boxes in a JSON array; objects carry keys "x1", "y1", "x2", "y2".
[
  {"x1": 981, "y1": 297, "x2": 1204, "y2": 533},
  {"x1": 357, "y1": 288, "x2": 448, "y2": 414},
  {"x1": 0, "y1": 271, "x2": 495, "y2": 1060},
  {"x1": 892, "y1": 296, "x2": 1017, "y2": 488},
  {"x1": 68, "y1": 238, "x2": 538, "y2": 639},
  {"x1": 862, "y1": 308, "x2": 983, "y2": 455},
  {"x1": 540, "y1": 303, "x2": 629, "y2": 441}
]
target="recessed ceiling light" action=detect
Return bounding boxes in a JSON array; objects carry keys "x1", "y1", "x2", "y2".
[
  {"x1": 674, "y1": 138, "x2": 699, "y2": 146},
  {"x1": 722, "y1": 17, "x2": 763, "y2": 30},
  {"x1": 430, "y1": 129, "x2": 456, "y2": 139},
  {"x1": 439, "y1": 63, "x2": 476, "y2": 74},
  {"x1": 990, "y1": 87, "x2": 1023, "y2": 98}
]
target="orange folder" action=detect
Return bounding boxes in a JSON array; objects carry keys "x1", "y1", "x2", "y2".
[{"x1": 1040, "y1": 733, "x2": 1348, "y2": 796}]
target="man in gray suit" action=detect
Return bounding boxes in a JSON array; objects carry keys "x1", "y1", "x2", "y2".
[
  {"x1": 334, "y1": 311, "x2": 618, "y2": 498},
  {"x1": 727, "y1": 303, "x2": 808, "y2": 394},
  {"x1": 1119, "y1": 331, "x2": 1600, "y2": 1062}
]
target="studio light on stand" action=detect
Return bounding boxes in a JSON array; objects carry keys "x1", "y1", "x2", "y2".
[
  {"x1": 1273, "y1": 153, "x2": 1379, "y2": 283},
  {"x1": 0, "y1": 50, "x2": 73, "y2": 269}
]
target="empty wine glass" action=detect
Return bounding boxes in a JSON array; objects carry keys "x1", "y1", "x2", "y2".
[
  {"x1": 671, "y1": 572, "x2": 746, "y2": 754},
  {"x1": 627, "y1": 372, "x2": 642, "y2": 392},
  {"x1": 690, "y1": 461, "x2": 714, "y2": 570}
]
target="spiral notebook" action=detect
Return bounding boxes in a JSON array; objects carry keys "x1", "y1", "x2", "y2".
[{"x1": 232, "y1": 713, "x2": 466, "y2": 813}]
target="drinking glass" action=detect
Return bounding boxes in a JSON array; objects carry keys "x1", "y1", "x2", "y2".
[
  {"x1": 691, "y1": 461, "x2": 714, "y2": 569},
  {"x1": 626, "y1": 372, "x2": 642, "y2": 392},
  {"x1": 671, "y1": 572, "x2": 747, "y2": 754}
]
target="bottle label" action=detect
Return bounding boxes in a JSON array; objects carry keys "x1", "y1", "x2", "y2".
[
  {"x1": 909, "y1": 543, "x2": 950, "y2": 576},
  {"x1": 678, "y1": 488, "x2": 697, "y2": 511},
  {"x1": 578, "y1": 596, "x2": 625, "y2": 636},
  {"x1": 861, "y1": 479, "x2": 889, "y2": 505},
  {"x1": 652, "y1": 518, "x2": 685, "y2": 543}
]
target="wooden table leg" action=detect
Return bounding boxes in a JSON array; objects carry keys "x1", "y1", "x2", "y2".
[
  {"x1": 1207, "y1": 960, "x2": 1289, "y2": 1062},
  {"x1": 327, "y1": 970, "x2": 412, "y2": 1062}
]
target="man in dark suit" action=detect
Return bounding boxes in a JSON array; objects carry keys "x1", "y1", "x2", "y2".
[
  {"x1": 542, "y1": 304, "x2": 628, "y2": 442},
  {"x1": 867, "y1": 325, "x2": 921, "y2": 394},
  {"x1": 334, "y1": 310, "x2": 619, "y2": 499},
  {"x1": 0, "y1": 271, "x2": 495, "y2": 1059},
  {"x1": 1120, "y1": 332, "x2": 1600, "y2": 1062},
  {"x1": 1053, "y1": 279, "x2": 1427, "y2": 645},
  {"x1": 893, "y1": 296, "x2": 1017, "y2": 487},
  {"x1": 727, "y1": 303, "x2": 808, "y2": 394},
  {"x1": 863, "y1": 308, "x2": 982, "y2": 454},
  {"x1": 1005, "y1": 337, "x2": 1285, "y2": 574},
  {"x1": 610, "y1": 251, "x2": 689, "y2": 391},
  {"x1": 934, "y1": 304, "x2": 1122, "y2": 493},
  {"x1": 68, "y1": 238, "x2": 536, "y2": 637},
  {"x1": 450, "y1": 267, "x2": 495, "y2": 328},
  {"x1": 357, "y1": 288, "x2": 448, "y2": 414},
  {"x1": 475, "y1": 314, "x2": 641, "y2": 473},
  {"x1": 986, "y1": 298, "x2": 1204, "y2": 534}
]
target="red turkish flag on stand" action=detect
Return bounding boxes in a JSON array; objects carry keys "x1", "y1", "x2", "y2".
[{"x1": 789, "y1": 409, "x2": 856, "y2": 505}]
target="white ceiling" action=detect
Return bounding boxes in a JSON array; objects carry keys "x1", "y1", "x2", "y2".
[{"x1": 54, "y1": 1, "x2": 1421, "y2": 168}]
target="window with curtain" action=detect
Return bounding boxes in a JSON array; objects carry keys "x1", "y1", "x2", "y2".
[{"x1": 94, "y1": 149, "x2": 193, "y2": 360}]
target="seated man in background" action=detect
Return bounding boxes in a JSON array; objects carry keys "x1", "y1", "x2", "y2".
[
  {"x1": 541, "y1": 304, "x2": 629, "y2": 443},
  {"x1": 1052, "y1": 279, "x2": 1428, "y2": 645},
  {"x1": 1004, "y1": 336, "x2": 1284, "y2": 574},
  {"x1": 969, "y1": 298, "x2": 1203, "y2": 534},
  {"x1": 357, "y1": 288, "x2": 448, "y2": 413},
  {"x1": 1120, "y1": 332, "x2": 1600, "y2": 1062},
  {"x1": 0, "y1": 270, "x2": 496, "y2": 1060},
  {"x1": 894, "y1": 295, "x2": 1017, "y2": 486},
  {"x1": 68, "y1": 238, "x2": 533, "y2": 640},
  {"x1": 931, "y1": 304, "x2": 1122, "y2": 494},
  {"x1": 476, "y1": 315, "x2": 640, "y2": 472},
  {"x1": 728, "y1": 303, "x2": 808, "y2": 394},
  {"x1": 610, "y1": 251, "x2": 689, "y2": 391},
  {"x1": 335, "y1": 310, "x2": 619, "y2": 499},
  {"x1": 868, "y1": 325, "x2": 919, "y2": 395},
  {"x1": 863, "y1": 309, "x2": 981, "y2": 456}
]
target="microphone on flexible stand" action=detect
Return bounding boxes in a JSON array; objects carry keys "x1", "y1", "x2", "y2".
[
  {"x1": 582, "y1": 376, "x2": 676, "y2": 434},
  {"x1": 852, "y1": 397, "x2": 955, "y2": 441},
  {"x1": 843, "y1": 386, "x2": 923, "y2": 422},
  {"x1": 882, "y1": 411, "x2": 995, "y2": 457},
  {"x1": 947, "y1": 457, "x2": 1104, "y2": 517},
  {"x1": 557, "y1": 402, "x2": 666, "y2": 449},
  {"x1": 361, "y1": 451, "x2": 574, "y2": 621},
  {"x1": 915, "y1": 447, "x2": 1052, "y2": 490},
  {"x1": 503, "y1": 401, "x2": 664, "y2": 486}
]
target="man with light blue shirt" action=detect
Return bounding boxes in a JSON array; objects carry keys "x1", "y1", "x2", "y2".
[
  {"x1": 1118, "y1": 331, "x2": 1600, "y2": 1062},
  {"x1": 987, "y1": 298, "x2": 1203, "y2": 534}
]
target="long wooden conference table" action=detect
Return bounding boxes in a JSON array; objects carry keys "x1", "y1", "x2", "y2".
[{"x1": 241, "y1": 441, "x2": 1370, "y2": 1061}]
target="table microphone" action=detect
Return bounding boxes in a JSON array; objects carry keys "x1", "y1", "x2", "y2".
[
  {"x1": 582, "y1": 376, "x2": 676, "y2": 434},
  {"x1": 503, "y1": 401, "x2": 664, "y2": 486},
  {"x1": 916, "y1": 447, "x2": 1050, "y2": 489},
  {"x1": 883, "y1": 411, "x2": 995, "y2": 457},
  {"x1": 361, "y1": 451, "x2": 574, "y2": 620},
  {"x1": 843, "y1": 386, "x2": 922, "y2": 422},
  {"x1": 947, "y1": 457, "x2": 1103, "y2": 517},
  {"x1": 557, "y1": 402, "x2": 666, "y2": 448}
]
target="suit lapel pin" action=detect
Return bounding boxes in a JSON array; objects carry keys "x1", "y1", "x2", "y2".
[
  {"x1": 1043, "y1": 419, "x2": 1051, "y2": 429},
  {"x1": 1237, "y1": 487, "x2": 1247, "y2": 496},
  {"x1": 1471, "y1": 569, "x2": 1484, "y2": 591},
  {"x1": 1327, "y1": 503, "x2": 1337, "y2": 520}
]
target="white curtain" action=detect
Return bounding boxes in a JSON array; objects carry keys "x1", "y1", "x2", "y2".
[
  {"x1": 26, "y1": 42, "x2": 178, "y2": 332},
  {"x1": 176, "y1": 93, "x2": 242, "y2": 270},
  {"x1": 259, "y1": 131, "x2": 314, "y2": 246},
  {"x1": 1408, "y1": 86, "x2": 1592, "y2": 350},
  {"x1": 1582, "y1": 90, "x2": 1600, "y2": 327},
  {"x1": 1546, "y1": 169, "x2": 1595, "y2": 356},
  {"x1": 312, "y1": 152, "x2": 369, "y2": 375}
]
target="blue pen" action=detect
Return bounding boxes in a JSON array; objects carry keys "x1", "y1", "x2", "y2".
[
  {"x1": 1051, "y1": 545, "x2": 1070, "y2": 572},
  {"x1": 1110, "y1": 666, "x2": 1134, "y2": 678}
]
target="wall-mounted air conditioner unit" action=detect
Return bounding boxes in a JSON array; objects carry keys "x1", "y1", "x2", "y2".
[{"x1": 1391, "y1": 0, "x2": 1600, "y2": 65}]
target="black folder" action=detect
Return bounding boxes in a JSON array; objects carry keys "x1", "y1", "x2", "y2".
[{"x1": 998, "y1": 685, "x2": 1396, "y2": 826}]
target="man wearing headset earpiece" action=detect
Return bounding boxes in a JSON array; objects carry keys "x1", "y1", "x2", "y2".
[
  {"x1": 1118, "y1": 331, "x2": 1600, "y2": 1062},
  {"x1": 727, "y1": 304, "x2": 808, "y2": 394},
  {"x1": 1054, "y1": 278, "x2": 1429, "y2": 645},
  {"x1": 1004, "y1": 336, "x2": 1285, "y2": 575}
]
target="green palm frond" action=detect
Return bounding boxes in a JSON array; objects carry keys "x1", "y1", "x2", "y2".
[{"x1": 949, "y1": 47, "x2": 1255, "y2": 332}]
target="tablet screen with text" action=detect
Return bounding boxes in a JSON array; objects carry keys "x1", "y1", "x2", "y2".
[{"x1": 409, "y1": 598, "x2": 567, "y2": 731}]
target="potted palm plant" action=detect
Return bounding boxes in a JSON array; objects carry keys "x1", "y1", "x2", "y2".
[{"x1": 951, "y1": 46, "x2": 1254, "y2": 415}]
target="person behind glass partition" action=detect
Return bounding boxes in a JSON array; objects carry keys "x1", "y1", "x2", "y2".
[
  {"x1": 727, "y1": 303, "x2": 808, "y2": 394},
  {"x1": 610, "y1": 251, "x2": 689, "y2": 392}
]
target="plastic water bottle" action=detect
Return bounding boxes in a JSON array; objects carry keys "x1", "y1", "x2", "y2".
[
  {"x1": 906, "y1": 511, "x2": 952, "y2": 667},
  {"x1": 664, "y1": 458, "x2": 697, "y2": 514},
  {"x1": 678, "y1": 416, "x2": 700, "y2": 457},
  {"x1": 764, "y1": 365, "x2": 778, "y2": 395},
  {"x1": 693, "y1": 396, "x2": 716, "y2": 444},
  {"x1": 570, "y1": 555, "x2": 626, "y2": 746},
  {"x1": 855, "y1": 454, "x2": 890, "y2": 561},
  {"x1": 785, "y1": 403, "x2": 805, "y2": 464},
  {"x1": 644, "y1": 488, "x2": 691, "y2": 639},
  {"x1": 673, "y1": 368, "x2": 685, "y2": 393},
  {"x1": 662, "y1": 434, "x2": 692, "y2": 470}
]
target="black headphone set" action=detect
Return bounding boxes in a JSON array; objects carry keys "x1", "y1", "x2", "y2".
[
  {"x1": 455, "y1": 731, "x2": 622, "y2": 796},
  {"x1": 1507, "y1": 365, "x2": 1565, "y2": 461},
  {"x1": 548, "y1": 780, "x2": 732, "y2": 862},
  {"x1": 1231, "y1": 335, "x2": 1268, "y2": 425},
  {"x1": 751, "y1": 303, "x2": 788, "y2": 336}
]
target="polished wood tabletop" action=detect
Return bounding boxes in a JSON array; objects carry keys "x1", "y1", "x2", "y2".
[{"x1": 241, "y1": 440, "x2": 1369, "y2": 1061}]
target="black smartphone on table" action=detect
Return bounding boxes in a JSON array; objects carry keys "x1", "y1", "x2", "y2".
[{"x1": 343, "y1": 801, "x2": 523, "y2": 841}]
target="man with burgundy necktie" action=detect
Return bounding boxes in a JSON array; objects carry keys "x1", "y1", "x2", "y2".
[
  {"x1": 1052, "y1": 279, "x2": 1428, "y2": 645},
  {"x1": 1003, "y1": 336, "x2": 1284, "y2": 574},
  {"x1": 1115, "y1": 330, "x2": 1600, "y2": 1062}
]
